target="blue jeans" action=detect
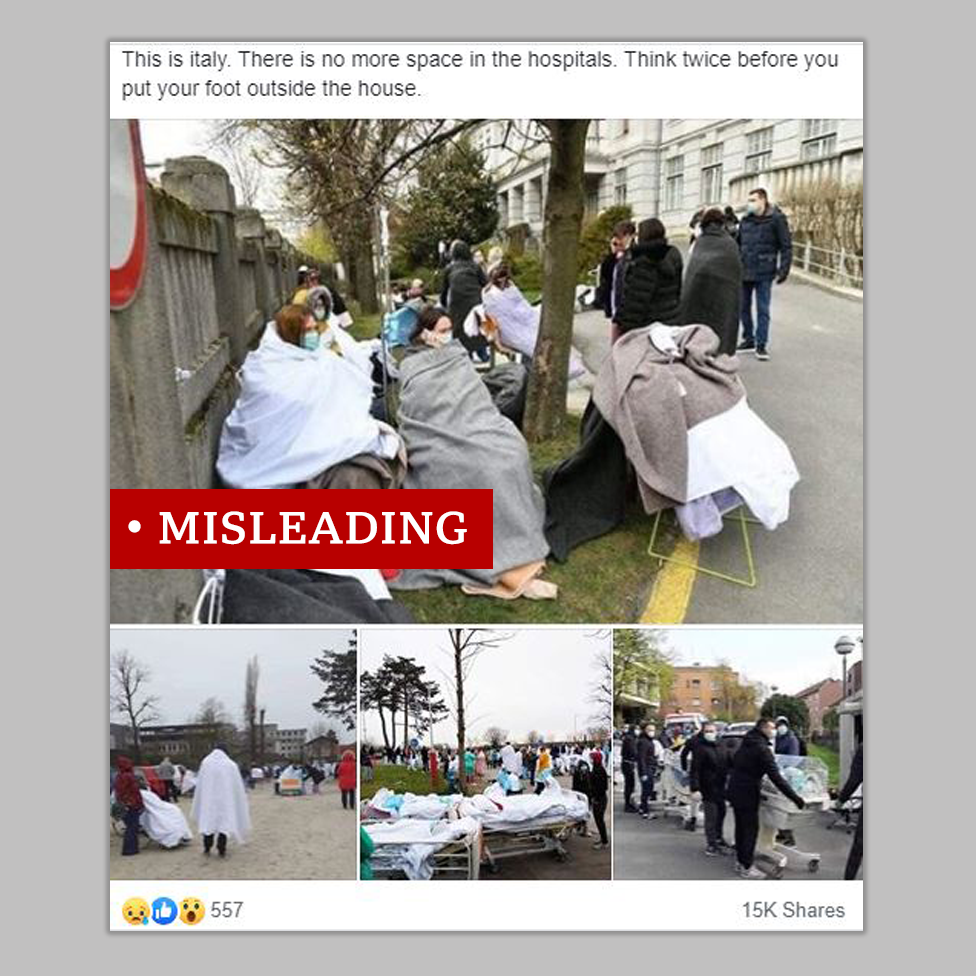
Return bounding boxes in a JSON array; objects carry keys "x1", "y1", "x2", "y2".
[{"x1": 740, "y1": 278, "x2": 773, "y2": 347}]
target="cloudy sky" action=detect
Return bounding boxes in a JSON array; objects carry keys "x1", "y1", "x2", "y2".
[
  {"x1": 109, "y1": 628, "x2": 355, "y2": 735},
  {"x1": 655, "y1": 627, "x2": 864, "y2": 694},
  {"x1": 360, "y1": 628, "x2": 610, "y2": 746}
]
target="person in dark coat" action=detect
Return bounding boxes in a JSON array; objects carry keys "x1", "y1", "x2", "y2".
[
  {"x1": 726, "y1": 718, "x2": 805, "y2": 878},
  {"x1": 620, "y1": 726, "x2": 638, "y2": 813},
  {"x1": 737, "y1": 187, "x2": 792, "y2": 361},
  {"x1": 723, "y1": 205, "x2": 740, "y2": 243},
  {"x1": 114, "y1": 757, "x2": 144, "y2": 857},
  {"x1": 589, "y1": 750, "x2": 610, "y2": 849},
  {"x1": 637, "y1": 722, "x2": 661, "y2": 818},
  {"x1": 774, "y1": 717, "x2": 801, "y2": 756},
  {"x1": 689, "y1": 722, "x2": 733, "y2": 856},
  {"x1": 613, "y1": 218, "x2": 683, "y2": 341},
  {"x1": 837, "y1": 741, "x2": 863, "y2": 880},
  {"x1": 680, "y1": 207, "x2": 743, "y2": 356},
  {"x1": 439, "y1": 240, "x2": 488, "y2": 358},
  {"x1": 596, "y1": 220, "x2": 636, "y2": 322}
]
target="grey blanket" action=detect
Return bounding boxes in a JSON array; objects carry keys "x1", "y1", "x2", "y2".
[
  {"x1": 592, "y1": 324, "x2": 743, "y2": 512},
  {"x1": 390, "y1": 342, "x2": 548, "y2": 589}
]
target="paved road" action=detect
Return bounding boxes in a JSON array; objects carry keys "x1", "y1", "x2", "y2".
[
  {"x1": 611, "y1": 789, "x2": 858, "y2": 881},
  {"x1": 572, "y1": 276, "x2": 863, "y2": 624}
]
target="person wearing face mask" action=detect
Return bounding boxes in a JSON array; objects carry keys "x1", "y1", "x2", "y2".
[
  {"x1": 737, "y1": 187, "x2": 792, "y2": 361},
  {"x1": 216, "y1": 304, "x2": 400, "y2": 489},
  {"x1": 773, "y1": 716, "x2": 801, "y2": 757},
  {"x1": 637, "y1": 722, "x2": 663, "y2": 818},
  {"x1": 688, "y1": 722, "x2": 733, "y2": 857},
  {"x1": 726, "y1": 718, "x2": 805, "y2": 878}
]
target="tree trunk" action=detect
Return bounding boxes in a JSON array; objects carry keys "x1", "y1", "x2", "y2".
[
  {"x1": 523, "y1": 120, "x2": 590, "y2": 443},
  {"x1": 378, "y1": 706, "x2": 390, "y2": 751},
  {"x1": 353, "y1": 235, "x2": 379, "y2": 314},
  {"x1": 453, "y1": 628, "x2": 467, "y2": 792}
]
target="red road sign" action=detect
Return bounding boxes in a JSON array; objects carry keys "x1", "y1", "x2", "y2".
[{"x1": 109, "y1": 120, "x2": 147, "y2": 310}]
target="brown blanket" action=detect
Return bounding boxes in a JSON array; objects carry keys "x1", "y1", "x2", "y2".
[{"x1": 592, "y1": 325, "x2": 743, "y2": 511}]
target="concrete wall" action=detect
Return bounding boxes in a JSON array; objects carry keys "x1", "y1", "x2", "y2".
[{"x1": 110, "y1": 155, "x2": 316, "y2": 623}]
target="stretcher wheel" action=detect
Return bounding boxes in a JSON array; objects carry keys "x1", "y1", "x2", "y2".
[{"x1": 808, "y1": 858, "x2": 820, "y2": 874}]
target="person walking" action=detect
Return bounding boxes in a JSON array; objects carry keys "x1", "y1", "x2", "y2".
[
  {"x1": 838, "y1": 740, "x2": 863, "y2": 880},
  {"x1": 737, "y1": 187, "x2": 792, "y2": 361},
  {"x1": 774, "y1": 716, "x2": 801, "y2": 756},
  {"x1": 589, "y1": 750, "x2": 610, "y2": 849},
  {"x1": 114, "y1": 757, "x2": 145, "y2": 857},
  {"x1": 439, "y1": 240, "x2": 488, "y2": 358},
  {"x1": 726, "y1": 719, "x2": 805, "y2": 878},
  {"x1": 337, "y1": 750, "x2": 357, "y2": 810},
  {"x1": 612, "y1": 218, "x2": 683, "y2": 343},
  {"x1": 621, "y1": 726, "x2": 639, "y2": 813},
  {"x1": 191, "y1": 744, "x2": 251, "y2": 859},
  {"x1": 689, "y1": 722, "x2": 733, "y2": 857},
  {"x1": 637, "y1": 722, "x2": 662, "y2": 818}
]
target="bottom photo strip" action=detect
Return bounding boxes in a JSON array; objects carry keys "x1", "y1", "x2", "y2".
[{"x1": 109, "y1": 626, "x2": 862, "y2": 889}]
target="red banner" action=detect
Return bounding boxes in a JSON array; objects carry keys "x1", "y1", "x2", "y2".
[{"x1": 110, "y1": 489, "x2": 493, "y2": 569}]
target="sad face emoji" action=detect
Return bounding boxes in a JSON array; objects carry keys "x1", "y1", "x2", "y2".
[
  {"x1": 179, "y1": 897, "x2": 205, "y2": 925},
  {"x1": 121, "y1": 897, "x2": 150, "y2": 926}
]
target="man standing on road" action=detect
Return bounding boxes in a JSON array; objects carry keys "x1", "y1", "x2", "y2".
[
  {"x1": 621, "y1": 726, "x2": 639, "y2": 813},
  {"x1": 689, "y1": 722, "x2": 733, "y2": 857},
  {"x1": 637, "y1": 723, "x2": 662, "y2": 819},
  {"x1": 838, "y1": 740, "x2": 863, "y2": 880},
  {"x1": 738, "y1": 187, "x2": 792, "y2": 361}
]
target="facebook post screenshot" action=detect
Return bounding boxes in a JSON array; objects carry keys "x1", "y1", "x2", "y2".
[{"x1": 108, "y1": 40, "x2": 863, "y2": 932}]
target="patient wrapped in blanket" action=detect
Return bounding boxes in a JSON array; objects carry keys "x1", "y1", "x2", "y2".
[{"x1": 390, "y1": 341, "x2": 554, "y2": 600}]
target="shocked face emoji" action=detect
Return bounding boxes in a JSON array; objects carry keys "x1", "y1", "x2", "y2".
[
  {"x1": 122, "y1": 897, "x2": 150, "y2": 926},
  {"x1": 179, "y1": 897, "x2": 205, "y2": 925}
]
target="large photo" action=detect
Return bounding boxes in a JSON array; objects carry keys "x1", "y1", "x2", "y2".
[{"x1": 111, "y1": 118, "x2": 863, "y2": 627}]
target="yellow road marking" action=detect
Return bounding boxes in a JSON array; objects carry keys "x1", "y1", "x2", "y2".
[{"x1": 640, "y1": 536, "x2": 700, "y2": 624}]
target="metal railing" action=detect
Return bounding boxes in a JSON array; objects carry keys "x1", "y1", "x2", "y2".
[{"x1": 795, "y1": 240, "x2": 863, "y2": 290}]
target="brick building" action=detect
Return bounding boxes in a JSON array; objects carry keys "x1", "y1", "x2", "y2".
[{"x1": 794, "y1": 678, "x2": 843, "y2": 734}]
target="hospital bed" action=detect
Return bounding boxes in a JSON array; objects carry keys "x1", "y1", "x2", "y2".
[
  {"x1": 361, "y1": 816, "x2": 482, "y2": 881},
  {"x1": 756, "y1": 756, "x2": 832, "y2": 876}
]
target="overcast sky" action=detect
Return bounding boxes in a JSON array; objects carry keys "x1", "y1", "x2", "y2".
[
  {"x1": 656, "y1": 628, "x2": 864, "y2": 694},
  {"x1": 109, "y1": 628, "x2": 355, "y2": 735},
  {"x1": 360, "y1": 628, "x2": 610, "y2": 746}
]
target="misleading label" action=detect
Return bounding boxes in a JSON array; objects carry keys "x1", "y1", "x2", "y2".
[{"x1": 110, "y1": 489, "x2": 493, "y2": 569}]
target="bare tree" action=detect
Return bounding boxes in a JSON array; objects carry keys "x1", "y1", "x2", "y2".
[
  {"x1": 243, "y1": 656, "x2": 259, "y2": 766},
  {"x1": 440, "y1": 629, "x2": 512, "y2": 792},
  {"x1": 110, "y1": 651, "x2": 160, "y2": 762},
  {"x1": 589, "y1": 645, "x2": 614, "y2": 726}
]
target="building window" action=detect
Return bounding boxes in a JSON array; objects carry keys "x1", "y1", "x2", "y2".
[
  {"x1": 701, "y1": 143, "x2": 723, "y2": 204},
  {"x1": 745, "y1": 126, "x2": 774, "y2": 174},
  {"x1": 665, "y1": 155, "x2": 684, "y2": 211},
  {"x1": 803, "y1": 119, "x2": 837, "y2": 140},
  {"x1": 691, "y1": 698, "x2": 701, "y2": 707},
  {"x1": 801, "y1": 135, "x2": 838, "y2": 160},
  {"x1": 613, "y1": 167, "x2": 628, "y2": 205}
]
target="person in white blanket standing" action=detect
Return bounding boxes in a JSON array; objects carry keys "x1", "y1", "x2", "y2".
[{"x1": 191, "y1": 745, "x2": 251, "y2": 859}]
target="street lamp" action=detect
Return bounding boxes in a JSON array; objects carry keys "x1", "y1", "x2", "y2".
[{"x1": 834, "y1": 635, "x2": 856, "y2": 699}]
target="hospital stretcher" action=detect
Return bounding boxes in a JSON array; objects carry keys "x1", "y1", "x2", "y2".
[{"x1": 361, "y1": 817, "x2": 482, "y2": 881}]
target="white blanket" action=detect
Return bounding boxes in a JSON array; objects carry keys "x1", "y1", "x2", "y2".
[
  {"x1": 139, "y1": 790, "x2": 192, "y2": 848},
  {"x1": 190, "y1": 749, "x2": 251, "y2": 843},
  {"x1": 364, "y1": 817, "x2": 481, "y2": 881},
  {"x1": 217, "y1": 322, "x2": 398, "y2": 488}
]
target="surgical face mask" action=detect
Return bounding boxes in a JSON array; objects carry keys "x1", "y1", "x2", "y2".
[
  {"x1": 312, "y1": 304, "x2": 328, "y2": 322},
  {"x1": 766, "y1": 729, "x2": 777, "y2": 742},
  {"x1": 746, "y1": 200, "x2": 761, "y2": 215},
  {"x1": 704, "y1": 732, "x2": 717, "y2": 743},
  {"x1": 424, "y1": 330, "x2": 451, "y2": 348},
  {"x1": 646, "y1": 728, "x2": 656, "y2": 737},
  {"x1": 300, "y1": 330, "x2": 321, "y2": 352},
  {"x1": 776, "y1": 726, "x2": 788, "y2": 736}
]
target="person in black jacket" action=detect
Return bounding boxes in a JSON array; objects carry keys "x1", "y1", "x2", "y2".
[
  {"x1": 620, "y1": 726, "x2": 638, "y2": 813},
  {"x1": 439, "y1": 239, "x2": 488, "y2": 358},
  {"x1": 726, "y1": 718, "x2": 806, "y2": 878},
  {"x1": 613, "y1": 218, "x2": 683, "y2": 341},
  {"x1": 589, "y1": 750, "x2": 610, "y2": 849},
  {"x1": 596, "y1": 221, "x2": 636, "y2": 322},
  {"x1": 689, "y1": 722, "x2": 733, "y2": 856},
  {"x1": 680, "y1": 207, "x2": 743, "y2": 356},
  {"x1": 637, "y1": 722, "x2": 661, "y2": 818},
  {"x1": 737, "y1": 188, "x2": 792, "y2": 361},
  {"x1": 837, "y1": 740, "x2": 863, "y2": 880}
]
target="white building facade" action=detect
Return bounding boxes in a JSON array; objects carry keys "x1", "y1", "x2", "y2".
[{"x1": 480, "y1": 119, "x2": 863, "y2": 241}]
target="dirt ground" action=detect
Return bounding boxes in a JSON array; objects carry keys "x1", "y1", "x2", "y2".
[{"x1": 109, "y1": 780, "x2": 357, "y2": 880}]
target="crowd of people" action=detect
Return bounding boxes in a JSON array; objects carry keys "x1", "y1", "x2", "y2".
[
  {"x1": 111, "y1": 744, "x2": 358, "y2": 858},
  {"x1": 363, "y1": 739, "x2": 612, "y2": 850},
  {"x1": 618, "y1": 716, "x2": 862, "y2": 880},
  {"x1": 595, "y1": 187, "x2": 793, "y2": 361}
]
